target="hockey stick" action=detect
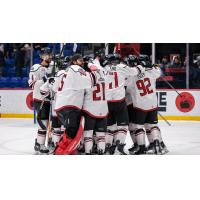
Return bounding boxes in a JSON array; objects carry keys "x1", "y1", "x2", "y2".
[
  {"x1": 159, "y1": 76, "x2": 183, "y2": 98},
  {"x1": 51, "y1": 43, "x2": 66, "y2": 77},
  {"x1": 46, "y1": 96, "x2": 53, "y2": 147},
  {"x1": 145, "y1": 67, "x2": 183, "y2": 98},
  {"x1": 158, "y1": 112, "x2": 171, "y2": 126}
]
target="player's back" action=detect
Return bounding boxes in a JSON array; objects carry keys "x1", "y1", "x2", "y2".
[
  {"x1": 128, "y1": 67, "x2": 161, "y2": 111},
  {"x1": 105, "y1": 64, "x2": 128, "y2": 102},
  {"x1": 55, "y1": 65, "x2": 95, "y2": 111},
  {"x1": 83, "y1": 80, "x2": 108, "y2": 118}
]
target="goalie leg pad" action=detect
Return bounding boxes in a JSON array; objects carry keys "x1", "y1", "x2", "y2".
[{"x1": 54, "y1": 117, "x2": 85, "y2": 155}]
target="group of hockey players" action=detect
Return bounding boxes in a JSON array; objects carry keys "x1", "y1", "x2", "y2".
[{"x1": 28, "y1": 47, "x2": 169, "y2": 155}]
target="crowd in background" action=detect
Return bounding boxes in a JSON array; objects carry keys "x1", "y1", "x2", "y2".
[{"x1": 0, "y1": 43, "x2": 200, "y2": 89}]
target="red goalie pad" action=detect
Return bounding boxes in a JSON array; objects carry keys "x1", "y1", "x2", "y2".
[{"x1": 54, "y1": 116, "x2": 85, "y2": 155}]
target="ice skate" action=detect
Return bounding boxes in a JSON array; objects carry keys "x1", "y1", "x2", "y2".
[
  {"x1": 128, "y1": 143, "x2": 139, "y2": 155},
  {"x1": 34, "y1": 139, "x2": 49, "y2": 155},
  {"x1": 105, "y1": 144, "x2": 116, "y2": 155},
  {"x1": 146, "y1": 142, "x2": 155, "y2": 154},
  {"x1": 134, "y1": 145, "x2": 146, "y2": 155},
  {"x1": 114, "y1": 141, "x2": 127, "y2": 155},
  {"x1": 153, "y1": 139, "x2": 163, "y2": 155},
  {"x1": 160, "y1": 141, "x2": 169, "y2": 154}
]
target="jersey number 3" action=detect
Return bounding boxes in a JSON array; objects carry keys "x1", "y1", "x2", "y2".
[{"x1": 136, "y1": 78, "x2": 153, "y2": 96}]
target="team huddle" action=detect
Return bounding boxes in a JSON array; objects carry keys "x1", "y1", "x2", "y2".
[{"x1": 28, "y1": 47, "x2": 168, "y2": 155}]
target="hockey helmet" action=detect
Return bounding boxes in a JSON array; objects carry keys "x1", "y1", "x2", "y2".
[
  {"x1": 138, "y1": 54, "x2": 151, "y2": 68},
  {"x1": 124, "y1": 54, "x2": 139, "y2": 67}
]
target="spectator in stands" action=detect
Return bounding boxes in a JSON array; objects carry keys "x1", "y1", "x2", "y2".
[
  {"x1": 160, "y1": 56, "x2": 170, "y2": 75},
  {"x1": 24, "y1": 44, "x2": 31, "y2": 67},
  {"x1": 0, "y1": 44, "x2": 5, "y2": 77},
  {"x1": 14, "y1": 44, "x2": 25, "y2": 77},
  {"x1": 4, "y1": 44, "x2": 14, "y2": 59},
  {"x1": 171, "y1": 55, "x2": 182, "y2": 67},
  {"x1": 193, "y1": 56, "x2": 200, "y2": 69}
]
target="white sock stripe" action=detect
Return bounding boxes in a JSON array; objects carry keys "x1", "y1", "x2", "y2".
[
  {"x1": 84, "y1": 137, "x2": 93, "y2": 142},
  {"x1": 135, "y1": 132, "x2": 145, "y2": 136},
  {"x1": 151, "y1": 127, "x2": 160, "y2": 132},
  {"x1": 118, "y1": 128, "x2": 128, "y2": 132},
  {"x1": 38, "y1": 134, "x2": 46, "y2": 137},
  {"x1": 53, "y1": 133, "x2": 62, "y2": 136},
  {"x1": 117, "y1": 131, "x2": 127, "y2": 135},
  {"x1": 97, "y1": 139, "x2": 105, "y2": 143}
]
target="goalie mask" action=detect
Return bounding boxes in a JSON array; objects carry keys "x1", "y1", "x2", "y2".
[{"x1": 40, "y1": 47, "x2": 52, "y2": 64}]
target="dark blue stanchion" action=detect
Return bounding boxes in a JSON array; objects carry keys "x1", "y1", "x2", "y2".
[{"x1": 34, "y1": 109, "x2": 36, "y2": 124}]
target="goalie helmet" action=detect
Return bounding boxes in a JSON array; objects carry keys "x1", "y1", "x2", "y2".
[
  {"x1": 124, "y1": 54, "x2": 139, "y2": 67},
  {"x1": 40, "y1": 47, "x2": 52, "y2": 63},
  {"x1": 138, "y1": 54, "x2": 151, "y2": 68}
]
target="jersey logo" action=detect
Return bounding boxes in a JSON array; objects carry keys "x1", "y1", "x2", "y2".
[
  {"x1": 78, "y1": 68, "x2": 86, "y2": 76},
  {"x1": 137, "y1": 73, "x2": 145, "y2": 79}
]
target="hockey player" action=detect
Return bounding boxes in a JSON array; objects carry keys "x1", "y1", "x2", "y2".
[
  {"x1": 82, "y1": 55, "x2": 108, "y2": 155},
  {"x1": 39, "y1": 58, "x2": 70, "y2": 153},
  {"x1": 28, "y1": 47, "x2": 53, "y2": 154},
  {"x1": 124, "y1": 55, "x2": 140, "y2": 153},
  {"x1": 127, "y1": 55, "x2": 168, "y2": 154},
  {"x1": 54, "y1": 54, "x2": 103, "y2": 155},
  {"x1": 104, "y1": 53, "x2": 145, "y2": 155}
]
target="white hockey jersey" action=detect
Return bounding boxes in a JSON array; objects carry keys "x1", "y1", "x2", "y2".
[
  {"x1": 127, "y1": 67, "x2": 161, "y2": 111},
  {"x1": 54, "y1": 65, "x2": 100, "y2": 112},
  {"x1": 105, "y1": 63, "x2": 142, "y2": 102},
  {"x1": 82, "y1": 63, "x2": 108, "y2": 118},
  {"x1": 40, "y1": 69, "x2": 66, "y2": 116},
  {"x1": 28, "y1": 64, "x2": 49, "y2": 102}
]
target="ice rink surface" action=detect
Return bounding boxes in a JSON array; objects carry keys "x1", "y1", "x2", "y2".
[{"x1": 0, "y1": 118, "x2": 200, "y2": 155}]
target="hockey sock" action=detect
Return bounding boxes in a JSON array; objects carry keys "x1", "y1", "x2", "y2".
[
  {"x1": 146, "y1": 129, "x2": 154, "y2": 144},
  {"x1": 106, "y1": 124, "x2": 117, "y2": 145},
  {"x1": 37, "y1": 129, "x2": 47, "y2": 145},
  {"x1": 114, "y1": 125, "x2": 128, "y2": 144},
  {"x1": 150, "y1": 126, "x2": 160, "y2": 141},
  {"x1": 96, "y1": 132, "x2": 106, "y2": 153},
  {"x1": 129, "y1": 123, "x2": 137, "y2": 144},
  {"x1": 84, "y1": 130, "x2": 93, "y2": 154},
  {"x1": 135, "y1": 128, "x2": 145, "y2": 146}
]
